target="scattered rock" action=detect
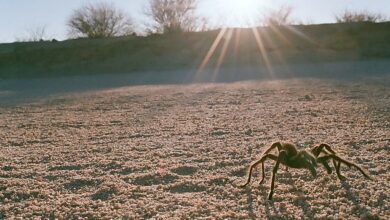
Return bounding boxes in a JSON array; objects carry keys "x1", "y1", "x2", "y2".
[
  {"x1": 91, "y1": 186, "x2": 118, "y2": 201},
  {"x1": 168, "y1": 182, "x2": 207, "y2": 193},
  {"x1": 63, "y1": 179, "x2": 101, "y2": 191},
  {"x1": 245, "y1": 129, "x2": 253, "y2": 136},
  {"x1": 2, "y1": 166, "x2": 14, "y2": 171},
  {"x1": 171, "y1": 166, "x2": 198, "y2": 176},
  {"x1": 132, "y1": 173, "x2": 178, "y2": 186},
  {"x1": 49, "y1": 164, "x2": 85, "y2": 171}
]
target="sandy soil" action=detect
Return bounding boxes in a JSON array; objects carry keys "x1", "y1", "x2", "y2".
[{"x1": 0, "y1": 77, "x2": 389, "y2": 219}]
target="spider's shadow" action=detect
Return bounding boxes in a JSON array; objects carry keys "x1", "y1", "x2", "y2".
[
  {"x1": 243, "y1": 185, "x2": 288, "y2": 219},
  {"x1": 245, "y1": 187, "x2": 257, "y2": 220},
  {"x1": 340, "y1": 181, "x2": 374, "y2": 217},
  {"x1": 261, "y1": 171, "x2": 315, "y2": 219},
  {"x1": 285, "y1": 172, "x2": 315, "y2": 219}
]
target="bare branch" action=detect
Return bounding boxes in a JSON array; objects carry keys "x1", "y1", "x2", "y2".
[
  {"x1": 145, "y1": 0, "x2": 201, "y2": 33},
  {"x1": 335, "y1": 9, "x2": 388, "y2": 23},
  {"x1": 16, "y1": 25, "x2": 48, "y2": 42},
  {"x1": 262, "y1": 5, "x2": 294, "y2": 26},
  {"x1": 67, "y1": 2, "x2": 134, "y2": 38}
]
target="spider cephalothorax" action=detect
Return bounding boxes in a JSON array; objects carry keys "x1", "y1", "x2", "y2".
[{"x1": 240, "y1": 142, "x2": 372, "y2": 200}]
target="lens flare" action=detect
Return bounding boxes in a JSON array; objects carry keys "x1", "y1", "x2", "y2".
[{"x1": 215, "y1": 0, "x2": 265, "y2": 27}]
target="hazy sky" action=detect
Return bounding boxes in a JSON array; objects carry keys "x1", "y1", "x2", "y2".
[{"x1": 0, "y1": 0, "x2": 389, "y2": 43}]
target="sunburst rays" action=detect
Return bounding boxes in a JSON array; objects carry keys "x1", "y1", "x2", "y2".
[
  {"x1": 194, "y1": 28, "x2": 227, "y2": 82},
  {"x1": 194, "y1": 22, "x2": 315, "y2": 82}
]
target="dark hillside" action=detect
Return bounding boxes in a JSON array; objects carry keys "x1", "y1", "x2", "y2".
[{"x1": 1, "y1": 22, "x2": 390, "y2": 79}]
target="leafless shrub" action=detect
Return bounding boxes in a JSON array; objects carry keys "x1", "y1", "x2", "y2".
[
  {"x1": 335, "y1": 10, "x2": 387, "y2": 23},
  {"x1": 67, "y1": 2, "x2": 134, "y2": 38},
  {"x1": 145, "y1": 0, "x2": 201, "y2": 33},
  {"x1": 297, "y1": 19, "x2": 315, "y2": 26},
  {"x1": 16, "y1": 25, "x2": 48, "y2": 42},
  {"x1": 263, "y1": 5, "x2": 294, "y2": 26}
]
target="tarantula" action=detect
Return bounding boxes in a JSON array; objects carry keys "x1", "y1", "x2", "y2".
[{"x1": 240, "y1": 142, "x2": 372, "y2": 200}]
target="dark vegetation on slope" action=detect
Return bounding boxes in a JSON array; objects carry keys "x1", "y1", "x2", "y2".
[{"x1": 0, "y1": 22, "x2": 390, "y2": 79}]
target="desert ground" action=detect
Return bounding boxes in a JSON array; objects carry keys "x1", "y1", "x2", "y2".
[{"x1": 0, "y1": 70, "x2": 389, "y2": 219}]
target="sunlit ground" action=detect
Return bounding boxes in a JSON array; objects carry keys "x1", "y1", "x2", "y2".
[
  {"x1": 1, "y1": 1, "x2": 390, "y2": 219},
  {"x1": 0, "y1": 77, "x2": 389, "y2": 218}
]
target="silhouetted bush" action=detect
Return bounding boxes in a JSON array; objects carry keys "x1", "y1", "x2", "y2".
[
  {"x1": 145, "y1": 0, "x2": 201, "y2": 33},
  {"x1": 67, "y1": 2, "x2": 134, "y2": 38},
  {"x1": 263, "y1": 5, "x2": 294, "y2": 26},
  {"x1": 335, "y1": 10, "x2": 387, "y2": 23},
  {"x1": 16, "y1": 26, "x2": 48, "y2": 42}
]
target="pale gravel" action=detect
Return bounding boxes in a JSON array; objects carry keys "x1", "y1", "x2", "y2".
[{"x1": 0, "y1": 77, "x2": 389, "y2": 219}]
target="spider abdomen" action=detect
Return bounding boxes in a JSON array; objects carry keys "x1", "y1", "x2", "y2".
[{"x1": 280, "y1": 142, "x2": 299, "y2": 157}]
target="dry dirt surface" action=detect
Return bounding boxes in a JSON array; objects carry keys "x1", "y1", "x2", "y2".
[{"x1": 0, "y1": 77, "x2": 389, "y2": 219}]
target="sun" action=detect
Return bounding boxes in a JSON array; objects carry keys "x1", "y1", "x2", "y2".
[{"x1": 216, "y1": 0, "x2": 265, "y2": 27}]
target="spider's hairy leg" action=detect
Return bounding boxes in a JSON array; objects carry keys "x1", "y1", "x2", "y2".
[
  {"x1": 333, "y1": 160, "x2": 346, "y2": 181},
  {"x1": 263, "y1": 142, "x2": 283, "y2": 155},
  {"x1": 311, "y1": 143, "x2": 336, "y2": 157},
  {"x1": 240, "y1": 142, "x2": 283, "y2": 187},
  {"x1": 317, "y1": 154, "x2": 372, "y2": 180},
  {"x1": 311, "y1": 143, "x2": 337, "y2": 175},
  {"x1": 322, "y1": 160, "x2": 333, "y2": 174},
  {"x1": 306, "y1": 161, "x2": 317, "y2": 177},
  {"x1": 240, "y1": 154, "x2": 278, "y2": 187},
  {"x1": 268, "y1": 150, "x2": 287, "y2": 200},
  {"x1": 301, "y1": 150, "x2": 318, "y2": 167},
  {"x1": 318, "y1": 155, "x2": 345, "y2": 180}
]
